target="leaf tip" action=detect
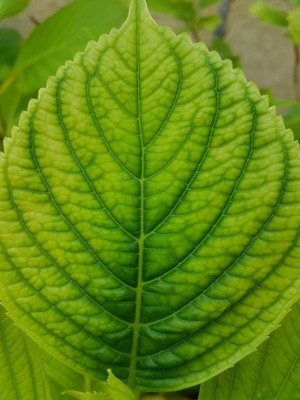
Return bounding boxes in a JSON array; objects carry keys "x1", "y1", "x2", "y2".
[{"x1": 128, "y1": 0, "x2": 150, "y2": 21}]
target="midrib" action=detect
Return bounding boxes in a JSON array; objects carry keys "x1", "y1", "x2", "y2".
[{"x1": 127, "y1": 0, "x2": 144, "y2": 390}]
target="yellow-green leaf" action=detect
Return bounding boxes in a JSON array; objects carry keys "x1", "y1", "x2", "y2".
[
  {"x1": 0, "y1": 306, "x2": 51, "y2": 400},
  {"x1": 0, "y1": 0, "x2": 300, "y2": 393}
]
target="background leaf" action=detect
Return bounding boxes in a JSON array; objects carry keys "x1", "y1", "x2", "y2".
[
  {"x1": 40, "y1": 350, "x2": 90, "y2": 400},
  {"x1": 0, "y1": 305, "x2": 51, "y2": 400},
  {"x1": 250, "y1": 1, "x2": 288, "y2": 27},
  {"x1": 199, "y1": 300, "x2": 300, "y2": 399},
  {"x1": 198, "y1": 0, "x2": 220, "y2": 8},
  {"x1": 288, "y1": 6, "x2": 300, "y2": 44},
  {"x1": 6, "y1": 0, "x2": 127, "y2": 94},
  {"x1": 0, "y1": 28, "x2": 22, "y2": 84},
  {"x1": 64, "y1": 370, "x2": 136, "y2": 400},
  {"x1": 0, "y1": 0, "x2": 30, "y2": 20},
  {"x1": 146, "y1": 0, "x2": 195, "y2": 23},
  {"x1": 0, "y1": 0, "x2": 300, "y2": 393}
]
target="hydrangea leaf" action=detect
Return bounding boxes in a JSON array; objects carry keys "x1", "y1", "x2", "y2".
[
  {"x1": 64, "y1": 370, "x2": 136, "y2": 400},
  {"x1": 199, "y1": 300, "x2": 300, "y2": 399},
  {"x1": 0, "y1": 0, "x2": 300, "y2": 392},
  {"x1": 249, "y1": 2, "x2": 288, "y2": 27},
  {"x1": 0, "y1": 306, "x2": 51, "y2": 400},
  {"x1": 0, "y1": 0, "x2": 29, "y2": 20},
  {"x1": 6, "y1": 0, "x2": 126, "y2": 95},
  {"x1": 288, "y1": 6, "x2": 300, "y2": 45}
]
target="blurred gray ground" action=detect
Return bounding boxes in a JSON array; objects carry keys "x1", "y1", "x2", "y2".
[{"x1": 0, "y1": 0, "x2": 296, "y2": 100}]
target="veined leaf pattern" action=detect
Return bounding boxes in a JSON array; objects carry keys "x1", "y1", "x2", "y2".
[
  {"x1": 0, "y1": 0, "x2": 300, "y2": 392},
  {"x1": 199, "y1": 300, "x2": 300, "y2": 399},
  {"x1": 0, "y1": 306, "x2": 51, "y2": 400}
]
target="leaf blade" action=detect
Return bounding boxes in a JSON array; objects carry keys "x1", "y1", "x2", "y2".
[
  {"x1": 0, "y1": 0, "x2": 300, "y2": 392},
  {"x1": 199, "y1": 300, "x2": 300, "y2": 399},
  {"x1": 0, "y1": 0, "x2": 29, "y2": 19},
  {"x1": 0, "y1": 306, "x2": 51, "y2": 400}
]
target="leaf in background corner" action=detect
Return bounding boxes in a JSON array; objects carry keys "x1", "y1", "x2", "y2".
[
  {"x1": 11, "y1": 0, "x2": 127, "y2": 94},
  {"x1": 0, "y1": 0, "x2": 30, "y2": 19},
  {"x1": 0, "y1": 0, "x2": 300, "y2": 393},
  {"x1": 199, "y1": 300, "x2": 300, "y2": 399},
  {"x1": 288, "y1": 6, "x2": 300, "y2": 44},
  {"x1": 0, "y1": 28, "x2": 22, "y2": 83},
  {"x1": 0, "y1": 306, "x2": 51, "y2": 400},
  {"x1": 0, "y1": 29, "x2": 24, "y2": 138},
  {"x1": 250, "y1": 1, "x2": 288, "y2": 27}
]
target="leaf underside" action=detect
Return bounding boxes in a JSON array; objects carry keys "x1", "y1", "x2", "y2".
[{"x1": 0, "y1": 0, "x2": 300, "y2": 392}]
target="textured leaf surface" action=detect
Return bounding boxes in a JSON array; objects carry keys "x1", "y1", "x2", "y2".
[
  {"x1": 0, "y1": 0, "x2": 29, "y2": 19},
  {"x1": 0, "y1": 306, "x2": 51, "y2": 400},
  {"x1": 199, "y1": 300, "x2": 300, "y2": 400},
  {"x1": 11, "y1": 0, "x2": 126, "y2": 94},
  {"x1": 0, "y1": 0, "x2": 300, "y2": 392}
]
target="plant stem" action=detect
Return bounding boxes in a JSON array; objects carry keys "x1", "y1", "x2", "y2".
[{"x1": 293, "y1": 44, "x2": 300, "y2": 101}]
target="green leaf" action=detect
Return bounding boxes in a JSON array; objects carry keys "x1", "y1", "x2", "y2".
[
  {"x1": 283, "y1": 103, "x2": 300, "y2": 142},
  {"x1": 288, "y1": 6, "x2": 300, "y2": 44},
  {"x1": 8, "y1": 0, "x2": 127, "y2": 94},
  {"x1": 0, "y1": 0, "x2": 30, "y2": 19},
  {"x1": 40, "y1": 350, "x2": 89, "y2": 400},
  {"x1": 146, "y1": 0, "x2": 195, "y2": 23},
  {"x1": 0, "y1": 305, "x2": 51, "y2": 399},
  {"x1": 197, "y1": 16, "x2": 221, "y2": 30},
  {"x1": 64, "y1": 370, "x2": 136, "y2": 400},
  {"x1": 210, "y1": 38, "x2": 240, "y2": 68},
  {"x1": 0, "y1": 28, "x2": 22, "y2": 82},
  {"x1": 250, "y1": 1, "x2": 288, "y2": 27},
  {"x1": 199, "y1": 300, "x2": 300, "y2": 399},
  {"x1": 199, "y1": 0, "x2": 220, "y2": 8},
  {"x1": 0, "y1": 0, "x2": 300, "y2": 392}
]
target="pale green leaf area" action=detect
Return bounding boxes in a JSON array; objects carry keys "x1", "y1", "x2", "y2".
[
  {"x1": 199, "y1": 300, "x2": 300, "y2": 400},
  {"x1": 250, "y1": 1, "x2": 288, "y2": 27},
  {"x1": 64, "y1": 370, "x2": 136, "y2": 400},
  {"x1": 288, "y1": 6, "x2": 300, "y2": 44},
  {"x1": 0, "y1": 0, "x2": 30, "y2": 20},
  {"x1": 8, "y1": 0, "x2": 127, "y2": 94},
  {"x1": 0, "y1": 0, "x2": 300, "y2": 393},
  {"x1": 0, "y1": 306, "x2": 51, "y2": 400}
]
